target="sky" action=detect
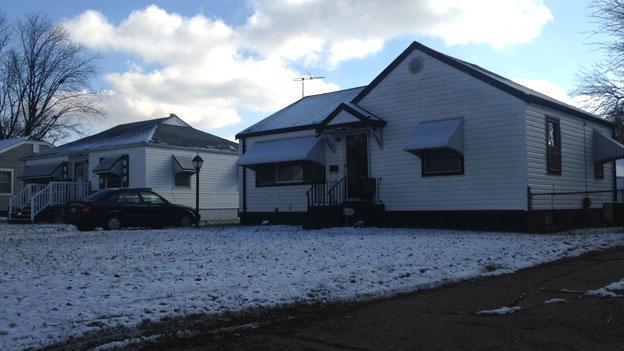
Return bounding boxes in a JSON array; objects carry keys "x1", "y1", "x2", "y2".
[{"x1": 0, "y1": 0, "x2": 609, "y2": 143}]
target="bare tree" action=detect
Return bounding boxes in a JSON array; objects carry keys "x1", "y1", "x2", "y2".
[
  {"x1": 0, "y1": 13, "x2": 100, "y2": 142},
  {"x1": 575, "y1": 0, "x2": 624, "y2": 131}
]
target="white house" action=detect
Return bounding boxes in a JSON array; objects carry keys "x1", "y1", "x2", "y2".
[
  {"x1": 10, "y1": 114, "x2": 239, "y2": 222},
  {"x1": 236, "y1": 42, "x2": 624, "y2": 232}
]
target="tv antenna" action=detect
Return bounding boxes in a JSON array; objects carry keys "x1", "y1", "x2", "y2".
[{"x1": 293, "y1": 73, "x2": 325, "y2": 98}]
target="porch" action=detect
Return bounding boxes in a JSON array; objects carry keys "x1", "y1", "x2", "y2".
[
  {"x1": 305, "y1": 176, "x2": 385, "y2": 229},
  {"x1": 7, "y1": 182, "x2": 90, "y2": 223}
]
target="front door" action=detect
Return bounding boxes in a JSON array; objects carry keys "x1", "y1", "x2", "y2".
[{"x1": 346, "y1": 133, "x2": 368, "y2": 199}]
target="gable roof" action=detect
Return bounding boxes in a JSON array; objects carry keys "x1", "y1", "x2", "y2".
[
  {"x1": 0, "y1": 137, "x2": 28, "y2": 153},
  {"x1": 237, "y1": 41, "x2": 611, "y2": 139},
  {"x1": 29, "y1": 115, "x2": 238, "y2": 159},
  {"x1": 0, "y1": 137, "x2": 53, "y2": 154},
  {"x1": 236, "y1": 86, "x2": 365, "y2": 138},
  {"x1": 352, "y1": 41, "x2": 611, "y2": 127}
]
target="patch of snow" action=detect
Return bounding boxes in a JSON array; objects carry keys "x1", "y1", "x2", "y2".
[
  {"x1": 603, "y1": 278, "x2": 624, "y2": 292},
  {"x1": 544, "y1": 298, "x2": 568, "y2": 304},
  {"x1": 88, "y1": 334, "x2": 160, "y2": 351},
  {"x1": 477, "y1": 306, "x2": 521, "y2": 315},
  {"x1": 585, "y1": 278, "x2": 624, "y2": 298},
  {"x1": 0, "y1": 224, "x2": 623, "y2": 350}
]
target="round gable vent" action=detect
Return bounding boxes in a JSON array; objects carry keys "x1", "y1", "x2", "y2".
[{"x1": 409, "y1": 56, "x2": 424, "y2": 73}]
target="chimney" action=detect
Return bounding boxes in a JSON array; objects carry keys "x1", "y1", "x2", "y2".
[{"x1": 169, "y1": 113, "x2": 178, "y2": 118}]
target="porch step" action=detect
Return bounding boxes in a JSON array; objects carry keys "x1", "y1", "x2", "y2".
[{"x1": 305, "y1": 203, "x2": 386, "y2": 229}]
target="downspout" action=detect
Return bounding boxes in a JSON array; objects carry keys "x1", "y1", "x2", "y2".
[
  {"x1": 612, "y1": 125, "x2": 618, "y2": 202},
  {"x1": 583, "y1": 123, "x2": 588, "y2": 193},
  {"x1": 241, "y1": 137, "x2": 247, "y2": 216}
]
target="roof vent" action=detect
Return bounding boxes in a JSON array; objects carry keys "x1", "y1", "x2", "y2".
[{"x1": 409, "y1": 56, "x2": 424, "y2": 74}]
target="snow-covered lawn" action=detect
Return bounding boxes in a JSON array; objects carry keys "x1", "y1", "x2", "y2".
[{"x1": 1, "y1": 224, "x2": 623, "y2": 350}]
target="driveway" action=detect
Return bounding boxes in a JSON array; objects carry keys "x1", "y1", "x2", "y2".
[{"x1": 146, "y1": 246, "x2": 624, "y2": 351}]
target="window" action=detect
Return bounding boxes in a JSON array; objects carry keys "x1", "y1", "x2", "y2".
[
  {"x1": 33, "y1": 144, "x2": 39, "y2": 153},
  {"x1": 546, "y1": 118, "x2": 561, "y2": 174},
  {"x1": 0, "y1": 170, "x2": 12, "y2": 194},
  {"x1": 255, "y1": 162, "x2": 325, "y2": 186},
  {"x1": 421, "y1": 149, "x2": 463, "y2": 176},
  {"x1": 595, "y1": 162, "x2": 604, "y2": 179},
  {"x1": 103, "y1": 175, "x2": 122, "y2": 189},
  {"x1": 115, "y1": 192, "x2": 141, "y2": 204},
  {"x1": 140, "y1": 192, "x2": 166, "y2": 205},
  {"x1": 174, "y1": 173, "x2": 192, "y2": 187},
  {"x1": 276, "y1": 163, "x2": 303, "y2": 183}
]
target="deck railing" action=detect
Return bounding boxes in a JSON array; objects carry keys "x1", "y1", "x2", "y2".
[
  {"x1": 306, "y1": 177, "x2": 382, "y2": 209},
  {"x1": 30, "y1": 182, "x2": 90, "y2": 222},
  {"x1": 7, "y1": 184, "x2": 46, "y2": 220}
]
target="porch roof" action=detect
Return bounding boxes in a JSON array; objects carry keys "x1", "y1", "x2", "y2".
[
  {"x1": 20, "y1": 162, "x2": 64, "y2": 180},
  {"x1": 93, "y1": 155, "x2": 124, "y2": 176},
  {"x1": 404, "y1": 118, "x2": 464, "y2": 155},
  {"x1": 594, "y1": 130, "x2": 624, "y2": 163},
  {"x1": 237, "y1": 136, "x2": 325, "y2": 166}
]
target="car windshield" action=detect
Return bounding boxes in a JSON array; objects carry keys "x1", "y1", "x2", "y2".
[{"x1": 85, "y1": 190, "x2": 114, "y2": 201}]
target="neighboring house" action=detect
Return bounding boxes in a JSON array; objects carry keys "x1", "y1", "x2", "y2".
[
  {"x1": 11, "y1": 114, "x2": 239, "y2": 222},
  {"x1": 236, "y1": 41, "x2": 624, "y2": 232},
  {"x1": 0, "y1": 137, "x2": 53, "y2": 215}
]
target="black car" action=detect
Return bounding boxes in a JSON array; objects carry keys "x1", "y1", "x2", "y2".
[{"x1": 66, "y1": 188, "x2": 200, "y2": 231}]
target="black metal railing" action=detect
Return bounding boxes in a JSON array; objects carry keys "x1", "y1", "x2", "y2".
[
  {"x1": 306, "y1": 177, "x2": 382, "y2": 209},
  {"x1": 307, "y1": 177, "x2": 346, "y2": 209},
  {"x1": 528, "y1": 187, "x2": 624, "y2": 211}
]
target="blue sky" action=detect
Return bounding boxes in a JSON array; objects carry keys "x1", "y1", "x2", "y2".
[{"x1": 0, "y1": 0, "x2": 608, "y2": 142}]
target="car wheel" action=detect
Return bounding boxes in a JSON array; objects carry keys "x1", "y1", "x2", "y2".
[
  {"x1": 179, "y1": 214, "x2": 193, "y2": 227},
  {"x1": 103, "y1": 215, "x2": 122, "y2": 231}
]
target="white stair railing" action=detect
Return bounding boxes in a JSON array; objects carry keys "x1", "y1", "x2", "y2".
[
  {"x1": 30, "y1": 182, "x2": 90, "y2": 222},
  {"x1": 7, "y1": 184, "x2": 45, "y2": 220}
]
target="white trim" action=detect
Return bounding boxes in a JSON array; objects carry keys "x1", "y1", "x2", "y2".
[{"x1": 0, "y1": 168, "x2": 14, "y2": 195}]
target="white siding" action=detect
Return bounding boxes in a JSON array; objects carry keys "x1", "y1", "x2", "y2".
[
  {"x1": 357, "y1": 49, "x2": 528, "y2": 211},
  {"x1": 243, "y1": 130, "x2": 316, "y2": 212},
  {"x1": 526, "y1": 104, "x2": 614, "y2": 209},
  {"x1": 145, "y1": 146, "x2": 238, "y2": 210},
  {"x1": 89, "y1": 147, "x2": 147, "y2": 190}
]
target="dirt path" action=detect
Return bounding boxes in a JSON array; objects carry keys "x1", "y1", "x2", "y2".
[{"x1": 142, "y1": 246, "x2": 624, "y2": 351}]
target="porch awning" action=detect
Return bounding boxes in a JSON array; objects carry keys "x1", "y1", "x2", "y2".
[
  {"x1": 404, "y1": 118, "x2": 464, "y2": 155},
  {"x1": 237, "y1": 136, "x2": 325, "y2": 166},
  {"x1": 172, "y1": 155, "x2": 196, "y2": 174},
  {"x1": 93, "y1": 155, "x2": 124, "y2": 176},
  {"x1": 594, "y1": 130, "x2": 624, "y2": 163},
  {"x1": 20, "y1": 162, "x2": 65, "y2": 180}
]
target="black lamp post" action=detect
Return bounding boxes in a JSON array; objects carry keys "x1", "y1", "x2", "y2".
[{"x1": 192, "y1": 154, "x2": 204, "y2": 226}]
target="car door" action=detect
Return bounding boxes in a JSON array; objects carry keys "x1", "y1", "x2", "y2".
[
  {"x1": 139, "y1": 191, "x2": 171, "y2": 227},
  {"x1": 113, "y1": 191, "x2": 144, "y2": 226}
]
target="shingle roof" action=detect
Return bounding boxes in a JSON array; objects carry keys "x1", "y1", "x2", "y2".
[
  {"x1": 237, "y1": 41, "x2": 610, "y2": 139},
  {"x1": 0, "y1": 137, "x2": 27, "y2": 153},
  {"x1": 152, "y1": 124, "x2": 238, "y2": 151},
  {"x1": 30, "y1": 115, "x2": 238, "y2": 159},
  {"x1": 237, "y1": 86, "x2": 366, "y2": 137}
]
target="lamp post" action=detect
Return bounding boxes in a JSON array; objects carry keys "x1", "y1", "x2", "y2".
[{"x1": 192, "y1": 154, "x2": 204, "y2": 226}]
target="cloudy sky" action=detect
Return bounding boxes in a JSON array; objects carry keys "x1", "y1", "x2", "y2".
[{"x1": 0, "y1": 0, "x2": 607, "y2": 142}]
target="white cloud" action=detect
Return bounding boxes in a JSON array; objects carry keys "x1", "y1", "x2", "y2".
[{"x1": 62, "y1": 1, "x2": 553, "y2": 132}]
